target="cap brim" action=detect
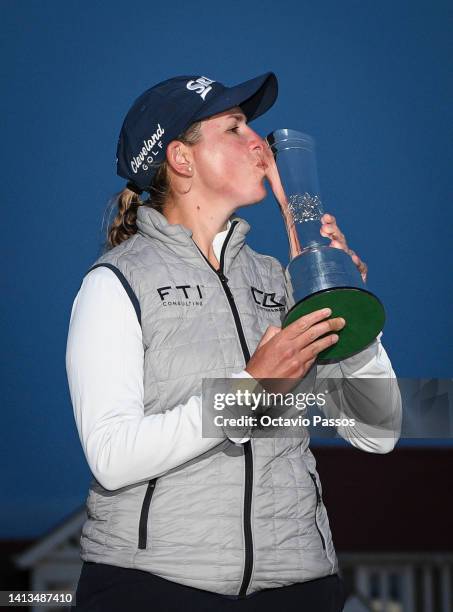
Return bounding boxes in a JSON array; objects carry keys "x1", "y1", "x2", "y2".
[{"x1": 192, "y1": 72, "x2": 278, "y2": 123}]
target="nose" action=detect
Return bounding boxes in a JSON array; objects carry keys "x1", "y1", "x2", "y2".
[{"x1": 247, "y1": 127, "x2": 264, "y2": 155}]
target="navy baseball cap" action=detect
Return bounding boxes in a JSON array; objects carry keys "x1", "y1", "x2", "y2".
[{"x1": 116, "y1": 72, "x2": 278, "y2": 192}]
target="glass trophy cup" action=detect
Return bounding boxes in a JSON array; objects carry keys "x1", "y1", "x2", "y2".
[{"x1": 266, "y1": 129, "x2": 385, "y2": 362}]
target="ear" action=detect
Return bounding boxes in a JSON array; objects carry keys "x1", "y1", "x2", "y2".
[{"x1": 166, "y1": 141, "x2": 193, "y2": 176}]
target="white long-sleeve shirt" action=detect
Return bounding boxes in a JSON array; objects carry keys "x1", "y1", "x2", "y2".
[{"x1": 66, "y1": 225, "x2": 401, "y2": 491}]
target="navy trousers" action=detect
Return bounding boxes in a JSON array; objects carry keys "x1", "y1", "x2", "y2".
[{"x1": 73, "y1": 562, "x2": 346, "y2": 611}]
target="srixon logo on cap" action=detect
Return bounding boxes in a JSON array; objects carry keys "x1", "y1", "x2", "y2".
[{"x1": 186, "y1": 76, "x2": 216, "y2": 100}]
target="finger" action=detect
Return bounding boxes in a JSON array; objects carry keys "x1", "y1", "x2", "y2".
[
  {"x1": 321, "y1": 224, "x2": 346, "y2": 244},
  {"x1": 300, "y1": 332, "x2": 340, "y2": 362},
  {"x1": 320, "y1": 224, "x2": 335, "y2": 238},
  {"x1": 321, "y1": 213, "x2": 336, "y2": 224},
  {"x1": 359, "y1": 261, "x2": 368, "y2": 281},
  {"x1": 350, "y1": 253, "x2": 368, "y2": 279},
  {"x1": 330, "y1": 239, "x2": 349, "y2": 251},
  {"x1": 284, "y1": 307, "x2": 332, "y2": 339},
  {"x1": 320, "y1": 221, "x2": 338, "y2": 233},
  {"x1": 294, "y1": 316, "x2": 346, "y2": 351},
  {"x1": 257, "y1": 325, "x2": 281, "y2": 348},
  {"x1": 322, "y1": 229, "x2": 347, "y2": 246},
  {"x1": 320, "y1": 220, "x2": 338, "y2": 233},
  {"x1": 305, "y1": 357, "x2": 317, "y2": 371}
]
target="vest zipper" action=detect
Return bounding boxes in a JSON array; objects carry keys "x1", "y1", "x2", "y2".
[
  {"x1": 309, "y1": 472, "x2": 326, "y2": 551},
  {"x1": 217, "y1": 270, "x2": 251, "y2": 366},
  {"x1": 216, "y1": 269, "x2": 254, "y2": 597},
  {"x1": 192, "y1": 221, "x2": 254, "y2": 597},
  {"x1": 215, "y1": 220, "x2": 251, "y2": 366},
  {"x1": 138, "y1": 478, "x2": 157, "y2": 549}
]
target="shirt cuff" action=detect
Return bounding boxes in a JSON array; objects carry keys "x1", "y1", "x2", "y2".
[{"x1": 230, "y1": 370, "x2": 254, "y2": 379}]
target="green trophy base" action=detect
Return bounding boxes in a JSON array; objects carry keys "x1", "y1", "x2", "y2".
[{"x1": 283, "y1": 287, "x2": 385, "y2": 363}]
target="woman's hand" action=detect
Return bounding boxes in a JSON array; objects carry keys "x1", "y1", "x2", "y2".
[
  {"x1": 245, "y1": 308, "x2": 345, "y2": 394},
  {"x1": 320, "y1": 213, "x2": 368, "y2": 282}
]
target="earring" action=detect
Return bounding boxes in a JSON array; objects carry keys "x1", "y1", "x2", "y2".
[{"x1": 188, "y1": 166, "x2": 193, "y2": 172}]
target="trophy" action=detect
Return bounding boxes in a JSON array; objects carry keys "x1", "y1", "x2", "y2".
[{"x1": 266, "y1": 129, "x2": 385, "y2": 362}]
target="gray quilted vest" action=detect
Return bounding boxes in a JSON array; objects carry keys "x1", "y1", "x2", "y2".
[{"x1": 79, "y1": 206, "x2": 338, "y2": 597}]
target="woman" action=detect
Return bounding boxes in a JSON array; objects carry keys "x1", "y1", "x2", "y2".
[{"x1": 66, "y1": 72, "x2": 401, "y2": 611}]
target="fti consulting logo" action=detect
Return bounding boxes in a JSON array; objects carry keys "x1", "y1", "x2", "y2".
[{"x1": 157, "y1": 285, "x2": 204, "y2": 307}]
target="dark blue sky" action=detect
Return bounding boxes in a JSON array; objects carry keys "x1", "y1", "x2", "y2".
[{"x1": 2, "y1": 0, "x2": 452, "y2": 537}]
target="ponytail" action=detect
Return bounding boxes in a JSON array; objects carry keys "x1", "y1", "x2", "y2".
[{"x1": 107, "y1": 187, "x2": 142, "y2": 248}]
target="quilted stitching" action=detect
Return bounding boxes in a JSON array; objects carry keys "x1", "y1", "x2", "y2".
[{"x1": 81, "y1": 209, "x2": 338, "y2": 596}]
